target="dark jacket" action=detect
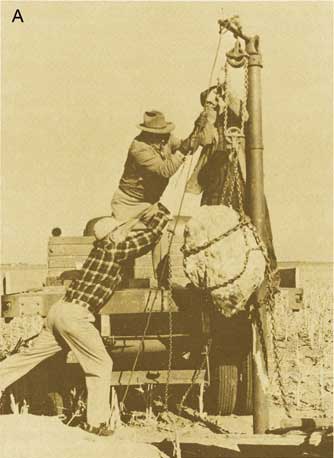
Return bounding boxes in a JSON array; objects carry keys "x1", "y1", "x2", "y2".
[{"x1": 119, "y1": 134, "x2": 185, "y2": 204}]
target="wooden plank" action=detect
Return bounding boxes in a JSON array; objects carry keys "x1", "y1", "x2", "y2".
[
  {"x1": 2, "y1": 289, "x2": 64, "y2": 317},
  {"x1": 98, "y1": 312, "x2": 201, "y2": 336},
  {"x1": 49, "y1": 236, "x2": 95, "y2": 245},
  {"x1": 104, "y1": 334, "x2": 189, "y2": 339},
  {"x1": 64, "y1": 355, "x2": 205, "y2": 386},
  {"x1": 47, "y1": 268, "x2": 73, "y2": 277},
  {"x1": 100, "y1": 315, "x2": 111, "y2": 336},
  {"x1": 3, "y1": 270, "x2": 47, "y2": 295},
  {"x1": 48, "y1": 244, "x2": 93, "y2": 256},
  {"x1": 1, "y1": 286, "x2": 206, "y2": 318},
  {"x1": 48, "y1": 256, "x2": 87, "y2": 268},
  {"x1": 100, "y1": 288, "x2": 176, "y2": 314},
  {"x1": 2, "y1": 288, "x2": 170, "y2": 316},
  {"x1": 110, "y1": 369, "x2": 205, "y2": 386},
  {"x1": 122, "y1": 278, "x2": 156, "y2": 289}
]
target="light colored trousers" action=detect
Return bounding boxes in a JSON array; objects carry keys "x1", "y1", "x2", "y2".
[{"x1": 0, "y1": 300, "x2": 113, "y2": 426}]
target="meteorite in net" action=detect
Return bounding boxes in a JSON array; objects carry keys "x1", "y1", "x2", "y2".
[{"x1": 182, "y1": 206, "x2": 266, "y2": 317}]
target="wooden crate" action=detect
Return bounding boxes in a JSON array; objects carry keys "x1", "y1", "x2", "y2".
[
  {"x1": 48, "y1": 236, "x2": 94, "y2": 278},
  {"x1": 47, "y1": 217, "x2": 191, "y2": 284}
]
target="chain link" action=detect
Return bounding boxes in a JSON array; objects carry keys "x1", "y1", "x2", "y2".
[
  {"x1": 266, "y1": 288, "x2": 292, "y2": 417},
  {"x1": 247, "y1": 223, "x2": 292, "y2": 418},
  {"x1": 223, "y1": 61, "x2": 229, "y2": 138},
  {"x1": 234, "y1": 156, "x2": 245, "y2": 214},
  {"x1": 208, "y1": 247, "x2": 261, "y2": 293},
  {"x1": 226, "y1": 159, "x2": 236, "y2": 206},
  {"x1": 181, "y1": 218, "x2": 250, "y2": 258},
  {"x1": 178, "y1": 343, "x2": 210, "y2": 414},
  {"x1": 164, "y1": 251, "x2": 174, "y2": 412},
  {"x1": 220, "y1": 159, "x2": 232, "y2": 205},
  {"x1": 178, "y1": 288, "x2": 212, "y2": 414},
  {"x1": 241, "y1": 60, "x2": 249, "y2": 135}
]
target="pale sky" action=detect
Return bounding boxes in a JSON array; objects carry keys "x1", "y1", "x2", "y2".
[{"x1": 1, "y1": 1, "x2": 333, "y2": 264}]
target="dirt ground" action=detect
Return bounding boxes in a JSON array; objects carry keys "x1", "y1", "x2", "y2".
[{"x1": 2, "y1": 408, "x2": 332, "y2": 458}]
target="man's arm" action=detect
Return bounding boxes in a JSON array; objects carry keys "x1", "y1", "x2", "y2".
[
  {"x1": 112, "y1": 203, "x2": 171, "y2": 262},
  {"x1": 131, "y1": 143, "x2": 185, "y2": 179},
  {"x1": 177, "y1": 109, "x2": 217, "y2": 155}
]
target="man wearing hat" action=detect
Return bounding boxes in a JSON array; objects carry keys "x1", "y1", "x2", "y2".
[
  {"x1": 93, "y1": 110, "x2": 203, "y2": 280},
  {"x1": 94, "y1": 110, "x2": 202, "y2": 240},
  {"x1": 112, "y1": 110, "x2": 201, "y2": 222}
]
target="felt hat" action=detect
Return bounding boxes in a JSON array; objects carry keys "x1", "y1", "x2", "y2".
[{"x1": 137, "y1": 110, "x2": 175, "y2": 134}]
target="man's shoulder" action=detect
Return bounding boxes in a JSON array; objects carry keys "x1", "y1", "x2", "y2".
[{"x1": 129, "y1": 138, "x2": 152, "y2": 155}]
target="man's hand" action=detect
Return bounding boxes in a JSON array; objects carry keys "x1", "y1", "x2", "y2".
[
  {"x1": 139, "y1": 203, "x2": 161, "y2": 224},
  {"x1": 194, "y1": 111, "x2": 208, "y2": 130},
  {"x1": 93, "y1": 217, "x2": 119, "y2": 240}
]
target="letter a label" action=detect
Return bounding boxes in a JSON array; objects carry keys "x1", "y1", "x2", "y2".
[{"x1": 12, "y1": 9, "x2": 24, "y2": 23}]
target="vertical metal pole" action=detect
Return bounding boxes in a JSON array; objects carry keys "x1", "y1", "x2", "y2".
[{"x1": 245, "y1": 36, "x2": 270, "y2": 434}]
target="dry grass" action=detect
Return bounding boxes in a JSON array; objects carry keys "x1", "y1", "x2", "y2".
[
  {"x1": 0, "y1": 315, "x2": 44, "y2": 361},
  {"x1": 269, "y1": 283, "x2": 333, "y2": 417}
]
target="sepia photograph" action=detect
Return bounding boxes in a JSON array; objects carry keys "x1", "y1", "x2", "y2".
[{"x1": 0, "y1": 1, "x2": 333, "y2": 457}]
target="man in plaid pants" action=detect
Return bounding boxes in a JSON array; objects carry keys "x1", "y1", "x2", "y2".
[{"x1": 0, "y1": 203, "x2": 170, "y2": 435}]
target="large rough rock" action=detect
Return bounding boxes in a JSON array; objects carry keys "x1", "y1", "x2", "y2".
[{"x1": 183, "y1": 205, "x2": 266, "y2": 317}]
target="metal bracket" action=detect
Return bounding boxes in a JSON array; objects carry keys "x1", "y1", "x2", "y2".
[{"x1": 226, "y1": 38, "x2": 248, "y2": 68}]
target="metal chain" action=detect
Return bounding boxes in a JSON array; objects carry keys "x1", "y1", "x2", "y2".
[
  {"x1": 181, "y1": 218, "x2": 250, "y2": 258},
  {"x1": 120, "y1": 289, "x2": 155, "y2": 408},
  {"x1": 178, "y1": 288, "x2": 212, "y2": 413},
  {"x1": 121, "y1": 152, "x2": 196, "y2": 410},
  {"x1": 266, "y1": 284, "x2": 292, "y2": 417},
  {"x1": 178, "y1": 343, "x2": 210, "y2": 414},
  {"x1": 164, "y1": 251, "x2": 174, "y2": 412},
  {"x1": 220, "y1": 155, "x2": 232, "y2": 205},
  {"x1": 207, "y1": 247, "x2": 261, "y2": 292},
  {"x1": 226, "y1": 159, "x2": 236, "y2": 206},
  {"x1": 234, "y1": 157, "x2": 245, "y2": 215},
  {"x1": 241, "y1": 60, "x2": 249, "y2": 135},
  {"x1": 223, "y1": 61, "x2": 229, "y2": 138},
  {"x1": 251, "y1": 304, "x2": 269, "y2": 372},
  {"x1": 247, "y1": 223, "x2": 292, "y2": 418},
  {"x1": 224, "y1": 54, "x2": 273, "y2": 388}
]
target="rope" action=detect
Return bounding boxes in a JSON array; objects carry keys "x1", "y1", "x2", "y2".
[
  {"x1": 120, "y1": 153, "x2": 196, "y2": 409},
  {"x1": 207, "y1": 28, "x2": 227, "y2": 97},
  {"x1": 121, "y1": 24, "x2": 233, "y2": 419},
  {"x1": 120, "y1": 289, "x2": 155, "y2": 406},
  {"x1": 121, "y1": 25, "x2": 224, "y2": 409},
  {"x1": 162, "y1": 153, "x2": 197, "y2": 413}
]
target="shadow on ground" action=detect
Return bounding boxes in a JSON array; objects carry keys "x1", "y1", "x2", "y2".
[{"x1": 153, "y1": 439, "x2": 331, "y2": 458}]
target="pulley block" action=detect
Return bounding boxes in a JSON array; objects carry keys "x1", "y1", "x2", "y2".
[{"x1": 226, "y1": 38, "x2": 247, "y2": 68}]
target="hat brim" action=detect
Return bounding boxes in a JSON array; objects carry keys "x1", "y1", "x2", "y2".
[{"x1": 137, "y1": 122, "x2": 175, "y2": 134}]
